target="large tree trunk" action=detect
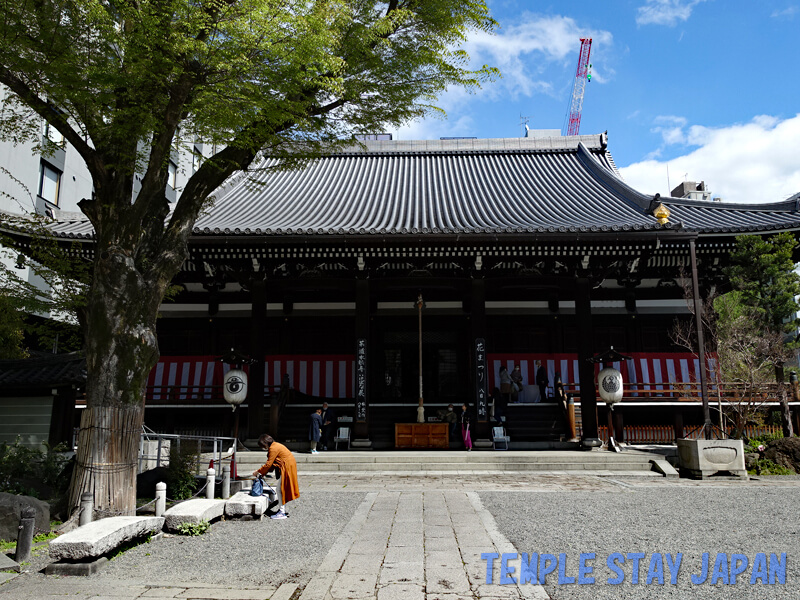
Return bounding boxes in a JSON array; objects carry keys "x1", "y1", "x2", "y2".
[{"x1": 68, "y1": 248, "x2": 164, "y2": 515}]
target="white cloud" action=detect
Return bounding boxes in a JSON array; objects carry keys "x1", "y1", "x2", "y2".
[
  {"x1": 771, "y1": 6, "x2": 798, "y2": 18},
  {"x1": 463, "y1": 14, "x2": 613, "y2": 100},
  {"x1": 390, "y1": 13, "x2": 613, "y2": 139},
  {"x1": 619, "y1": 114, "x2": 800, "y2": 203},
  {"x1": 652, "y1": 115, "x2": 689, "y2": 145},
  {"x1": 636, "y1": 0, "x2": 706, "y2": 27}
]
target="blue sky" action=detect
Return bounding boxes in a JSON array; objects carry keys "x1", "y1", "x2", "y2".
[{"x1": 393, "y1": 0, "x2": 800, "y2": 204}]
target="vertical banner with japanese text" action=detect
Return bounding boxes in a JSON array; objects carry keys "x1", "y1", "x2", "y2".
[
  {"x1": 475, "y1": 338, "x2": 488, "y2": 421},
  {"x1": 356, "y1": 338, "x2": 367, "y2": 422}
]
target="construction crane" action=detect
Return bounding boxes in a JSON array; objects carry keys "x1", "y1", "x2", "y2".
[{"x1": 562, "y1": 38, "x2": 592, "y2": 136}]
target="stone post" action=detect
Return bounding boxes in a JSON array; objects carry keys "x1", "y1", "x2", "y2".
[
  {"x1": 79, "y1": 492, "x2": 93, "y2": 527},
  {"x1": 222, "y1": 464, "x2": 231, "y2": 499},
  {"x1": 206, "y1": 468, "x2": 215, "y2": 499},
  {"x1": 155, "y1": 482, "x2": 166, "y2": 517},
  {"x1": 14, "y1": 506, "x2": 36, "y2": 563}
]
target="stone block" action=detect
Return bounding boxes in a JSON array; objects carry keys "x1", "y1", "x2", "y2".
[
  {"x1": 0, "y1": 552, "x2": 19, "y2": 572},
  {"x1": 224, "y1": 491, "x2": 267, "y2": 518},
  {"x1": 49, "y1": 516, "x2": 164, "y2": 561},
  {"x1": 164, "y1": 499, "x2": 226, "y2": 531},
  {"x1": 677, "y1": 438, "x2": 747, "y2": 479},
  {"x1": 0, "y1": 492, "x2": 50, "y2": 542},
  {"x1": 45, "y1": 556, "x2": 108, "y2": 576}
]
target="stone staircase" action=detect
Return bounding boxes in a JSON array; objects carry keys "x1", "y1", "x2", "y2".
[{"x1": 235, "y1": 448, "x2": 662, "y2": 475}]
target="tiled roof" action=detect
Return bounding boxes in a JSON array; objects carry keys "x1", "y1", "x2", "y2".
[
  {"x1": 37, "y1": 134, "x2": 800, "y2": 240},
  {"x1": 0, "y1": 352, "x2": 86, "y2": 388}
]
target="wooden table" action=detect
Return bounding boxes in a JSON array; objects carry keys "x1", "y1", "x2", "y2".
[{"x1": 394, "y1": 423, "x2": 449, "y2": 449}]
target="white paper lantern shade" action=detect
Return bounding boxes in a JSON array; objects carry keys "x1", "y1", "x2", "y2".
[
  {"x1": 223, "y1": 369, "x2": 248, "y2": 409},
  {"x1": 597, "y1": 367, "x2": 623, "y2": 405}
]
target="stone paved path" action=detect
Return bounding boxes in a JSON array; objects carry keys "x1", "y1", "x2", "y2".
[
  {"x1": 3, "y1": 473, "x2": 800, "y2": 599},
  {"x1": 298, "y1": 490, "x2": 547, "y2": 600}
]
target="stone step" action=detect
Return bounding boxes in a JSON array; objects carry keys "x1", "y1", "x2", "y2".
[
  {"x1": 235, "y1": 450, "x2": 657, "y2": 473},
  {"x1": 292, "y1": 462, "x2": 654, "y2": 472}
]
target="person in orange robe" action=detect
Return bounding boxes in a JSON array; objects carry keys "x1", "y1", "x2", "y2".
[{"x1": 252, "y1": 434, "x2": 299, "y2": 516}]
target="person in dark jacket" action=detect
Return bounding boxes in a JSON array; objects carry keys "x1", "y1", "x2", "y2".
[
  {"x1": 320, "y1": 402, "x2": 337, "y2": 451},
  {"x1": 536, "y1": 362, "x2": 549, "y2": 402},
  {"x1": 308, "y1": 409, "x2": 323, "y2": 454}
]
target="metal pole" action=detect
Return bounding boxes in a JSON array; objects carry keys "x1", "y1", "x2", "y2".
[{"x1": 689, "y1": 238, "x2": 712, "y2": 438}]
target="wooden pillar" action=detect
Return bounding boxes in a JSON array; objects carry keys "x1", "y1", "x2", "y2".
[
  {"x1": 49, "y1": 386, "x2": 77, "y2": 448},
  {"x1": 689, "y1": 238, "x2": 713, "y2": 438},
  {"x1": 248, "y1": 278, "x2": 267, "y2": 441},
  {"x1": 613, "y1": 408, "x2": 624, "y2": 444},
  {"x1": 575, "y1": 278, "x2": 599, "y2": 442},
  {"x1": 354, "y1": 279, "x2": 370, "y2": 439}
]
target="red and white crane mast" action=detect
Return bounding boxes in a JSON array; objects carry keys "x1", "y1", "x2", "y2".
[{"x1": 563, "y1": 38, "x2": 592, "y2": 136}]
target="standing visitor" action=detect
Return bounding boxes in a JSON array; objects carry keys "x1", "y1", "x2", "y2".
[
  {"x1": 499, "y1": 366, "x2": 512, "y2": 404},
  {"x1": 308, "y1": 408, "x2": 323, "y2": 454},
  {"x1": 320, "y1": 402, "x2": 337, "y2": 451},
  {"x1": 460, "y1": 403, "x2": 473, "y2": 451}
]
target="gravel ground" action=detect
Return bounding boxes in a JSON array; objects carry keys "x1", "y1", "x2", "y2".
[
  {"x1": 10, "y1": 490, "x2": 367, "y2": 589},
  {"x1": 480, "y1": 484, "x2": 800, "y2": 600}
]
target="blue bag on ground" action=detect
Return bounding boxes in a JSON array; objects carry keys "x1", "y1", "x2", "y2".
[{"x1": 250, "y1": 476, "x2": 263, "y2": 497}]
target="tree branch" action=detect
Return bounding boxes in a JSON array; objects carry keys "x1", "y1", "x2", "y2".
[{"x1": 0, "y1": 66, "x2": 102, "y2": 178}]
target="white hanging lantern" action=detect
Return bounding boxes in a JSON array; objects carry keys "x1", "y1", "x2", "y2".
[
  {"x1": 597, "y1": 367, "x2": 623, "y2": 405},
  {"x1": 223, "y1": 369, "x2": 248, "y2": 410}
]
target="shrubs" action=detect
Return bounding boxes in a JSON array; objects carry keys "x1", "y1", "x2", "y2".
[
  {"x1": 175, "y1": 520, "x2": 209, "y2": 536},
  {"x1": 165, "y1": 444, "x2": 200, "y2": 500},
  {"x1": 0, "y1": 438, "x2": 71, "y2": 500},
  {"x1": 745, "y1": 433, "x2": 799, "y2": 475}
]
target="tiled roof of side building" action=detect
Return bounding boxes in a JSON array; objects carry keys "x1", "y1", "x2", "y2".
[{"x1": 32, "y1": 134, "x2": 800, "y2": 240}]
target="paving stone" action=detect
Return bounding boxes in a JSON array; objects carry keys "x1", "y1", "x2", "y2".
[
  {"x1": 379, "y1": 561, "x2": 424, "y2": 585},
  {"x1": 423, "y1": 525, "x2": 453, "y2": 539},
  {"x1": 269, "y1": 583, "x2": 298, "y2": 600},
  {"x1": 473, "y1": 584, "x2": 523, "y2": 598},
  {"x1": 0, "y1": 572, "x2": 16, "y2": 585},
  {"x1": 346, "y1": 540, "x2": 387, "y2": 555},
  {"x1": 425, "y1": 550, "x2": 463, "y2": 568},
  {"x1": 376, "y1": 582, "x2": 425, "y2": 600},
  {"x1": 340, "y1": 554, "x2": 384, "y2": 574},
  {"x1": 140, "y1": 588, "x2": 189, "y2": 597},
  {"x1": 425, "y1": 566, "x2": 472, "y2": 595},
  {"x1": 297, "y1": 572, "x2": 335, "y2": 600},
  {"x1": 424, "y1": 536, "x2": 459, "y2": 552},
  {"x1": 388, "y1": 532, "x2": 423, "y2": 547},
  {"x1": 384, "y1": 545, "x2": 423, "y2": 563},
  {"x1": 175, "y1": 588, "x2": 269, "y2": 599},
  {"x1": 329, "y1": 572, "x2": 379, "y2": 600}
]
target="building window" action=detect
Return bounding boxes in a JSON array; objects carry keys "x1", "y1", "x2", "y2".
[
  {"x1": 191, "y1": 146, "x2": 202, "y2": 173},
  {"x1": 38, "y1": 162, "x2": 61, "y2": 206},
  {"x1": 43, "y1": 122, "x2": 66, "y2": 148},
  {"x1": 168, "y1": 161, "x2": 177, "y2": 189}
]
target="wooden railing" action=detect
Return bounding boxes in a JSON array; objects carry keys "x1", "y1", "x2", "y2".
[
  {"x1": 145, "y1": 384, "x2": 285, "y2": 405},
  {"x1": 562, "y1": 381, "x2": 794, "y2": 403},
  {"x1": 598, "y1": 424, "x2": 782, "y2": 444}
]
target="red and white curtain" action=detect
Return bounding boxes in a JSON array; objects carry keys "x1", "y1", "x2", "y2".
[
  {"x1": 488, "y1": 352, "x2": 718, "y2": 392},
  {"x1": 147, "y1": 355, "x2": 355, "y2": 400}
]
